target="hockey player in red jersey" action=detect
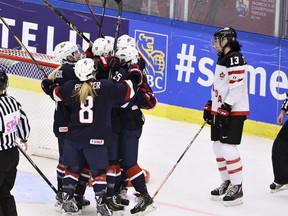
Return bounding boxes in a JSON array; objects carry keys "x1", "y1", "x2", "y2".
[
  {"x1": 41, "y1": 57, "x2": 142, "y2": 215},
  {"x1": 203, "y1": 27, "x2": 249, "y2": 206}
]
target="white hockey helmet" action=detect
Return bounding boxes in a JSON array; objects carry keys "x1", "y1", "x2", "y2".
[
  {"x1": 115, "y1": 46, "x2": 139, "y2": 65},
  {"x1": 92, "y1": 37, "x2": 114, "y2": 57},
  {"x1": 54, "y1": 41, "x2": 80, "y2": 63},
  {"x1": 74, "y1": 58, "x2": 96, "y2": 81},
  {"x1": 117, "y1": 34, "x2": 136, "y2": 49}
]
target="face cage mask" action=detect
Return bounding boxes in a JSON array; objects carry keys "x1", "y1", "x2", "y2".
[{"x1": 211, "y1": 36, "x2": 223, "y2": 55}]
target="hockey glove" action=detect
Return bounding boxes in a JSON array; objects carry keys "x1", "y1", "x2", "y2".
[
  {"x1": 107, "y1": 56, "x2": 121, "y2": 71},
  {"x1": 98, "y1": 56, "x2": 121, "y2": 71},
  {"x1": 41, "y1": 79, "x2": 54, "y2": 95},
  {"x1": 217, "y1": 103, "x2": 232, "y2": 127},
  {"x1": 136, "y1": 83, "x2": 157, "y2": 109},
  {"x1": 203, "y1": 100, "x2": 212, "y2": 125},
  {"x1": 128, "y1": 66, "x2": 143, "y2": 87}
]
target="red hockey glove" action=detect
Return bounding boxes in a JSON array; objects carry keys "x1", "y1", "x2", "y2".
[{"x1": 128, "y1": 67, "x2": 143, "y2": 87}]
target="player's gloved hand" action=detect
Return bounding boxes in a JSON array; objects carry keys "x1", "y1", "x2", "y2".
[
  {"x1": 107, "y1": 56, "x2": 121, "y2": 70},
  {"x1": 137, "y1": 83, "x2": 157, "y2": 109},
  {"x1": 99, "y1": 56, "x2": 120, "y2": 71},
  {"x1": 203, "y1": 100, "x2": 212, "y2": 125},
  {"x1": 128, "y1": 65, "x2": 143, "y2": 86},
  {"x1": 41, "y1": 78, "x2": 54, "y2": 95},
  {"x1": 217, "y1": 103, "x2": 232, "y2": 127}
]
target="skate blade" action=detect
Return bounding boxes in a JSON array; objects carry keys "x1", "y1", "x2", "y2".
[
  {"x1": 61, "y1": 209, "x2": 82, "y2": 215},
  {"x1": 223, "y1": 198, "x2": 243, "y2": 207},
  {"x1": 112, "y1": 210, "x2": 125, "y2": 216},
  {"x1": 270, "y1": 184, "x2": 288, "y2": 194},
  {"x1": 210, "y1": 195, "x2": 223, "y2": 201},
  {"x1": 132, "y1": 204, "x2": 157, "y2": 216}
]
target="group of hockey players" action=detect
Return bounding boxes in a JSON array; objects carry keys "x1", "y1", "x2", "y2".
[{"x1": 41, "y1": 34, "x2": 157, "y2": 215}]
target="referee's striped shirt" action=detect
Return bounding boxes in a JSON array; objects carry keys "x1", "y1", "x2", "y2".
[{"x1": 0, "y1": 94, "x2": 30, "y2": 151}]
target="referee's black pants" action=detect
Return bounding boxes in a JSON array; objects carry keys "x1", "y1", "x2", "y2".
[
  {"x1": 0, "y1": 147, "x2": 19, "y2": 216},
  {"x1": 272, "y1": 120, "x2": 288, "y2": 184}
]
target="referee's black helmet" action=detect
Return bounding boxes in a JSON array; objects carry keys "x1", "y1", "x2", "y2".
[{"x1": 0, "y1": 69, "x2": 8, "y2": 90}]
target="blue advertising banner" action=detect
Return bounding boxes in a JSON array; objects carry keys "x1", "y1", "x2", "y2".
[
  {"x1": 129, "y1": 20, "x2": 288, "y2": 125},
  {"x1": 1, "y1": 0, "x2": 288, "y2": 126},
  {"x1": 0, "y1": 0, "x2": 128, "y2": 55}
]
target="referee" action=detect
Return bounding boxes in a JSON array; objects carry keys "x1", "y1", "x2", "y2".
[{"x1": 0, "y1": 69, "x2": 30, "y2": 216}]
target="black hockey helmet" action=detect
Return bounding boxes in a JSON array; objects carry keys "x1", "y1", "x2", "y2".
[
  {"x1": 213, "y1": 27, "x2": 237, "y2": 46},
  {"x1": 0, "y1": 69, "x2": 8, "y2": 90}
]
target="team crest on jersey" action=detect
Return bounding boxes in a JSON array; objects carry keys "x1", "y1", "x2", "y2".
[{"x1": 135, "y1": 31, "x2": 168, "y2": 93}]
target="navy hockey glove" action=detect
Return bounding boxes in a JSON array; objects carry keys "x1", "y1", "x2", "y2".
[
  {"x1": 203, "y1": 100, "x2": 212, "y2": 125},
  {"x1": 128, "y1": 66, "x2": 143, "y2": 87},
  {"x1": 217, "y1": 103, "x2": 232, "y2": 127},
  {"x1": 99, "y1": 56, "x2": 120, "y2": 71},
  {"x1": 41, "y1": 79, "x2": 54, "y2": 95},
  {"x1": 107, "y1": 56, "x2": 121, "y2": 70}
]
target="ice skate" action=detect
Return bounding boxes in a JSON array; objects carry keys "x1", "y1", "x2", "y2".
[
  {"x1": 107, "y1": 195, "x2": 124, "y2": 211},
  {"x1": 210, "y1": 180, "x2": 231, "y2": 201},
  {"x1": 270, "y1": 182, "x2": 288, "y2": 193},
  {"x1": 61, "y1": 192, "x2": 81, "y2": 215},
  {"x1": 74, "y1": 194, "x2": 90, "y2": 209},
  {"x1": 96, "y1": 197, "x2": 113, "y2": 216},
  {"x1": 55, "y1": 191, "x2": 63, "y2": 212},
  {"x1": 223, "y1": 184, "x2": 243, "y2": 207},
  {"x1": 119, "y1": 187, "x2": 128, "y2": 199},
  {"x1": 130, "y1": 192, "x2": 156, "y2": 216}
]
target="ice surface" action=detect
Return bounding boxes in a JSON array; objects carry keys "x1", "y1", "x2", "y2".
[{"x1": 14, "y1": 115, "x2": 287, "y2": 216}]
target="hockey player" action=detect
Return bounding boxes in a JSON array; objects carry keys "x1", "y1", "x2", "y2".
[
  {"x1": 203, "y1": 27, "x2": 249, "y2": 206},
  {"x1": 113, "y1": 46, "x2": 157, "y2": 215},
  {"x1": 49, "y1": 41, "x2": 90, "y2": 209},
  {"x1": 91, "y1": 37, "x2": 130, "y2": 213},
  {"x1": 0, "y1": 69, "x2": 30, "y2": 216},
  {"x1": 41, "y1": 58, "x2": 142, "y2": 215},
  {"x1": 270, "y1": 94, "x2": 288, "y2": 193}
]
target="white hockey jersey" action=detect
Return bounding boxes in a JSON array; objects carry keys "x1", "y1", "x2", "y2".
[{"x1": 211, "y1": 51, "x2": 250, "y2": 116}]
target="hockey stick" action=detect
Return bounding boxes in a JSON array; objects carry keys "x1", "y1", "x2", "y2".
[
  {"x1": 42, "y1": 0, "x2": 92, "y2": 44},
  {"x1": 113, "y1": 0, "x2": 123, "y2": 53},
  {"x1": 84, "y1": 0, "x2": 105, "y2": 38},
  {"x1": 0, "y1": 16, "x2": 48, "y2": 78},
  {"x1": 98, "y1": 0, "x2": 107, "y2": 38},
  {"x1": 16, "y1": 143, "x2": 58, "y2": 194},
  {"x1": 152, "y1": 121, "x2": 207, "y2": 200}
]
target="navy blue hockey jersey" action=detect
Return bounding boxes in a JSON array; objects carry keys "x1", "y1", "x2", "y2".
[{"x1": 52, "y1": 79, "x2": 135, "y2": 145}]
